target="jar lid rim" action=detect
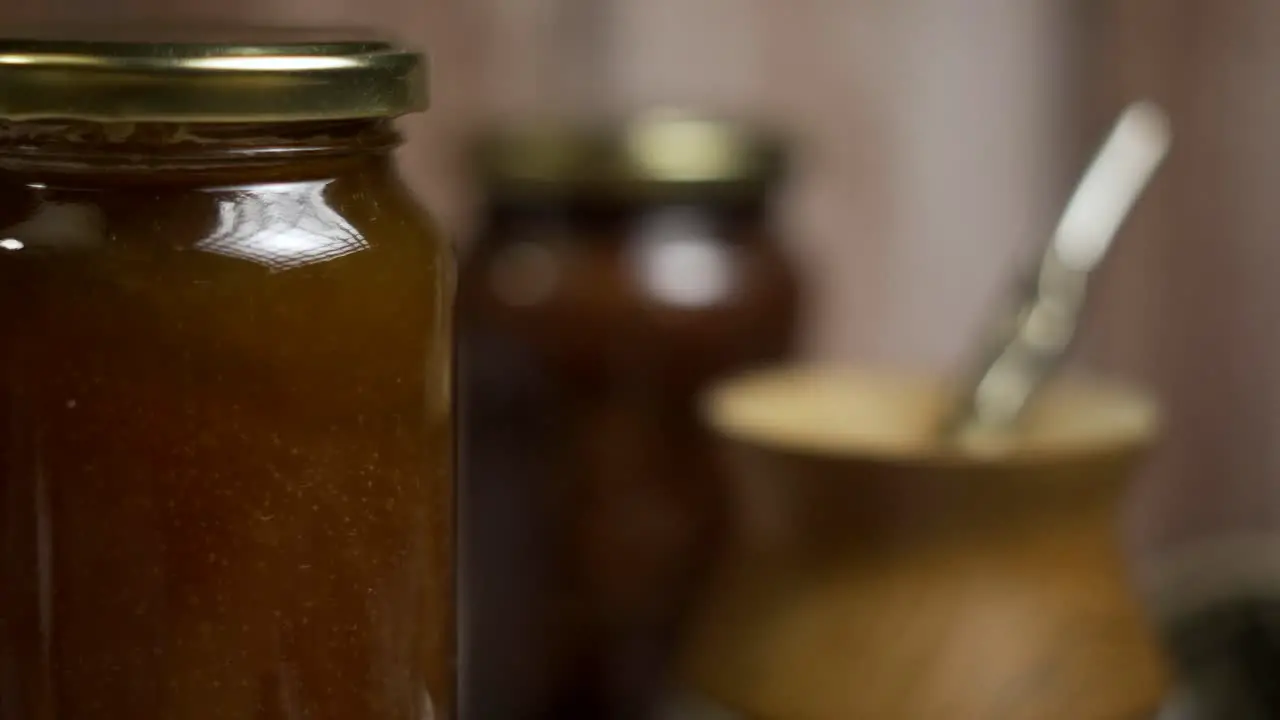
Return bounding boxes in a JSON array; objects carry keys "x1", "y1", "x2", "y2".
[
  {"x1": 472, "y1": 111, "x2": 788, "y2": 193},
  {"x1": 0, "y1": 26, "x2": 428, "y2": 122}
]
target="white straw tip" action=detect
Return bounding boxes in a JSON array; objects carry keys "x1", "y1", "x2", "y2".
[{"x1": 1120, "y1": 100, "x2": 1173, "y2": 154}]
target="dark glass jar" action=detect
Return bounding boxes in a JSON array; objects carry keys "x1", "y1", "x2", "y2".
[
  {"x1": 0, "y1": 32, "x2": 455, "y2": 720},
  {"x1": 1144, "y1": 542, "x2": 1280, "y2": 720},
  {"x1": 460, "y1": 115, "x2": 801, "y2": 719}
]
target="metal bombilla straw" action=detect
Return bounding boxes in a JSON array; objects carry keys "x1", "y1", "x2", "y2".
[{"x1": 938, "y1": 101, "x2": 1172, "y2": 447}]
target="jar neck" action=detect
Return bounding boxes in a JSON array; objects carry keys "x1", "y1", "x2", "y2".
[
  {"x1": 0, "y1": 118, "x2": 400, "y2": 177},
  {"x1": 480, "y1": 190, "x2": 774, "y2": 245}
]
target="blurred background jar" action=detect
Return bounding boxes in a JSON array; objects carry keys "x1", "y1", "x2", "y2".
[{"x1": 460, "y1": 113, "x2": 802, "y2": 720}]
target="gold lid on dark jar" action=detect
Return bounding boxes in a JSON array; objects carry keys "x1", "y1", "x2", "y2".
[
  {"x1": 0, "y1": 27, "x2": 427, "y2": 122},
  {"x1": 472, "y1": 111, "x2": 787, "y2": 198}
]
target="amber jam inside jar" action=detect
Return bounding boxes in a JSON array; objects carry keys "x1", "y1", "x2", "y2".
[{"x1": 0, "y1": 33, "x2": 454, "y2": 720}]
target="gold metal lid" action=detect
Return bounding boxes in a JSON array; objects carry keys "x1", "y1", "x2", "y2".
[
  {"x1": 473, "y1": 112, "x2": 787, "y2": 196},
  {"x1": 0, "y1": 27, "x2": 427, "y2": 122}
]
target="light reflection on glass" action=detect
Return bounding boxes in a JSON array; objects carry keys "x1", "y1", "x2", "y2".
[
  {"x1": 196, "y1": 181, "x2": 368, "y2": 272},
  {"x1": 187, "y1": 56, "x2": 359, "y2": 71},
  {"x1": 633, "y1": 208, "x2": 733, "y2": 308},
  {"x1": 0, "y1": 202, "x2": 104, "y2": 251}
]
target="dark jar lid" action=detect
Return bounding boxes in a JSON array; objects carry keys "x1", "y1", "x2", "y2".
[
  {"x1": 0, "y1": 26, "x2": 427, "y2": 123},
  {"x1": 471, "y1": 111, "x2": 788, "y2": 200}
]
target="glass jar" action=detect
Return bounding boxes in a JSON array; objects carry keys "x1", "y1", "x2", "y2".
[
  {"x1": 460, "y1": 115, "x2": 801, "y2": 719},
  {"x1": 0, "y1": 31, "x2": 454, "y2": 720},
  {"x1": 1142, "y1": 539, "x2": 1280, "y2": 720}
]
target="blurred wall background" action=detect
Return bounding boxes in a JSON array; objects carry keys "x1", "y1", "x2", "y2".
[
  {"x1": 3, "y1": 0, "x2": 1275, "y2": 568},
  {"x1": 1079, "y1": 0, "x2": 1280, "y2": 563}
]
